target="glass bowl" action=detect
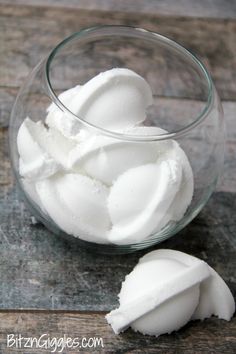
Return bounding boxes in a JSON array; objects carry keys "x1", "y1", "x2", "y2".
[{"x1": 9, "y1": 26, "x2": 224, "y2": 254}]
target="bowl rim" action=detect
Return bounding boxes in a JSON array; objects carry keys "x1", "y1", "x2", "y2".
[{"x1": 45, "y1": 25, "x2": 214, "y2": 142}]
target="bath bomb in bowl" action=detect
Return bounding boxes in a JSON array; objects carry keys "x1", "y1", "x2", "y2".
[
  {"x1": 35, "y1": 173, "x2": 110, "y2": 243},
  {"x1": 70, "y1": 126, "x2": 173, "y2": 185},
  {"x1": 107, "y1": 160, "x2": 182, "y2": 244},
  {"x1": 47, "y1": 68, "x2": 153, "y2": 136}
]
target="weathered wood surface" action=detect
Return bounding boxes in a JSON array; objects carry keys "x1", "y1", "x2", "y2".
[
  {"x1": 1, "y1": 0, "x2": 236, "y2": 19},
  {"x1": 0, "y1": 1, "x2": 236, "y2": 353},
  {"x1": 0, "y1": 183, "x2": 236, "y2": 310},
  {"x1": 0, "y1": 4, "x2": 236, "y2": 100},
  {"x1": 0, "y1": 311, "x2": 235, "y2": 353}
]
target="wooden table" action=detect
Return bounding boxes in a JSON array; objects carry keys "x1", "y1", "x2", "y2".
[{"x1": 0, "y1": 1, "x2": 236, "y2": 353}]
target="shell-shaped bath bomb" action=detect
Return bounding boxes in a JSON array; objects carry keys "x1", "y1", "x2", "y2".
[
  {"x1": 107, "y1": 160, "x2": 182, "y2": 244},
  {"x1": 67, "y1": 68, "x2": 153, "y2": 132},
  {"x1": 106, "y1": 249, "x2": 235, "y2": 336},
  {"x1": 142, "y1": 250, "x2": 235, "y2": 322},
  {"x1": 21, "y1": 178, "x2": 46, "y2": 214},
  {"x1": 46, "y1": 85, "x2": 83, "y2": 139},
  {"x1": 36, "y1": 173, "x2": 110, "y2": 243},
  {"x1": 46, "y1": 68, "x2": 152, "y2": 136},
  {"x1": 119, "y1": 258, "x2": 200, "y2": 336},
  {"x1": 17, "y1": 117, "x2": 77, "y2": 180},
  {"x1": 17, "y1": 117, "x2": 61, "y2": 180},
  {"x1": 153, "y1": 141, "x2": 194, "y2": 232},
  {"x1": 70, "y1": 126, "x2": 172, "y2": 185}
]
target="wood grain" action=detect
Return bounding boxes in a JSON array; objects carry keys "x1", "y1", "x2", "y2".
[
  {"x1": 0, "y1": 4, "x2": 236, "y2": 99},
  {"x1": 0, "y1": 129, "x2": 12, "y2": 187},
  {"x1": 0, "y1": 311, "x2": 235, "y2": 353},
  {"x1": 0, "y1": 87, "x2": 17, "y2": 128},
  {"x1": 1, "y1": 0, "x2": 236, "y2": 19}
]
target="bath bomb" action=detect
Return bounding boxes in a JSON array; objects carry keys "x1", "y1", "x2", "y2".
[
  {"x1": 47, "y1": 68, "x2": 153, "y2": 136},
  {"x1": 141, "y1": 250, "x2": 235, "y2": 322},
  {"x1": 21, "y1": 178, "x2": 46, "y2": 214},
  {"x1": 46, "y1": 85, "x2": 83, "y2": 139},
  {"x1": 152, "y1": 141, "x2": 194, "y2": 232},
  {"x1": 35, "y1": 173, "x2": 110, "y2": 243},
  {"x1": 17, "y1": 117, "x2": 61, "y2": 180},
  {"x1": 108, "y1": 160, "x2": 182, "y2": 244},
  {"x1": 70, "y1": 126, "x2": 173, "y2": 185},
  {"x1": 106, "y1": 249, "x2": 235, "y2": 336},
  {"x1": 192, "y1": 266, "x2": 236, "y2": 321},
  {"x1": 167, "y1": 142, "x2": 194, "y2": 221},
  {"x1": 17, "y1": 117, "x2": 77, "y2": 179}
]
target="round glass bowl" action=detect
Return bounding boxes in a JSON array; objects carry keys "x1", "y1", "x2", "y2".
[{"x1": 9, "y1": 26, "x2": 224, "y2": 254}]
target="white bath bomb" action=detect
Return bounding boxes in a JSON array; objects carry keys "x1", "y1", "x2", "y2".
[
  {"x1": 152, "y1": 141, "x2": 194, "y2": 232},
  {"x1": 106, "y1": 249, "x2": 235, "y2": 336},
  {"x1": 17, "y1": 117, "x2": 61, "y2": 180},
  {"x1": 46, "y1": 85, "x2": 83, "y2": 139},
  {"x1": 35, "y1": 173, "x2": 110, "y2": 243},
  {"x1": 21, "y1": 178, "x2": 46, "y2": 214},
  {"x1": 67, "y1": 68, "x2": 153, "y2": 132},
  {"x1": 119, "y1": 258, "x2": 200, "y2": 335},
  {"x1": 70, "y1": 126, "x2": 172, "y2": 185},
  {"x1": 46, "y1": 68, "x2": 152, "y2": 136},
  {"x1": 107, "y1": 160, "x2": 182, "y2": 244}
]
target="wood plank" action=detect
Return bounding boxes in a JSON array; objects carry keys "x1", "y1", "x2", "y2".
[
  {"x1": 0, "y1": 4, "x2": 236, "y2": 99},
  {"x1": 0, "y1": 128, "x2": 12, "y2": 187},
  {"x1": 222, "y1": 102, "x2": 236, "y2": 193},
  {"x1": 0, "y1": 87, "x2": 17, "y2": 128},
  {"x1": 0, "y1": 311, "x2": 235, "y2": 353},
  {"x1": 1, "y1": 0, "x2": 236, "y2": 19}
]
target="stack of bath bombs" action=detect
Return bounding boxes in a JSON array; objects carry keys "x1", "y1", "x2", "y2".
[{"x1": 17, "y1": 68, "x2": 194, "y2": 245}]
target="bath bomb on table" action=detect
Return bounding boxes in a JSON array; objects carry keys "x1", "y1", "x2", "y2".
[{"x1": 106, "y1": 249, "x2": 235, "y2": 336}]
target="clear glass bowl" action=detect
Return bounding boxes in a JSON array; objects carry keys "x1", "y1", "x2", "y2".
[{"x1": 9, "y1": 26, "x2": 224, "y2": 254}]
